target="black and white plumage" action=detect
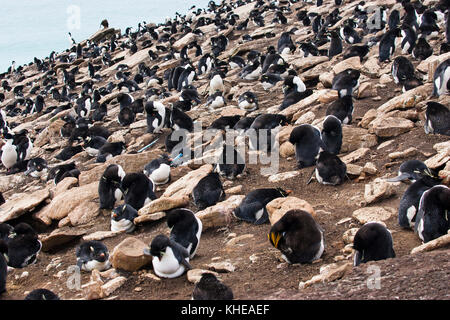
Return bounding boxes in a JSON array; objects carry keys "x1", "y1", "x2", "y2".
[
  {"x1": 24, "y1": 289, "x2": 60, "y2": 300},
  {"x1": 269, "y1": 210, "x2": 324, "y2": 264},
  {"x1": 229, "y1": 55, "x2": 246, "y2": 69},
  {"x1": 400, "y1": 25, "x2": 417, "y2": 55},
  {"x1": 206, "y1": 91, "x2": 226, "y2": 111},
  {"x1": 215, "y1": 145, "x2": 246, "y2": 180},
  {"x1": 260, "y1": 73, "x2": 283, "y2": 90},
  {"x1": 321, "y1": 115, "x2": 343, "y2": 155},
  {"x1": 96, "y1": 141, "x2": 125, "y2": 163},
  {"x1": 84, "y1": 136, "x2": 107, "y2": 157},
  {"x1": 412, "y1": 37, "x2": 433, "y2": 60},
  {"x1": 238, "y1": 91, "x2": 258, "y2": 111},
  {"x1": 0, "y1": 240, "x2": 7, "y2": 294},
  {"x1": 289, "y1": 124, "x2": 323, "y2": 169},
  {"x1": 143, "y1": 154, "x2": 171, "y2": 185},
  {"x1": 192, "y1": 273, "x2": 233, "y2": 300},
  {"x1": 121, "y1": 173, "x2": 157, "y2": 211},
  {"x1": 55, "y1": 145, "x2": 83, "y2": 161},
  {"x1": 424, "y1": 101, "x2": 450, "y2": 136},
  {"x1": 166, "y1": 208, "x2": 202, "y2": 259},
  {"x1": 76, "y1": 241, "x2": 111, "y2": 272},
  {"x1": 30, "y1": 95, "x2": 45, "y2": 114},
  {"x1": 234, "y1": 188, "x2": 290, "y2": 225},
  {"x1": 117, "y1": 93, "x2": 134, "y2": 109},
  {"x1": 118, "y1": 106, "x2": 136, "y2": 126},
  {"x1": 415, "y1": 185, "x2": 450, "y2": 243},
  {"x1": 328, "y1": 31, "x2": 343, "y2": 58},
  {"x1": 145, "y1": 101, "x2": 170, "y2": 134},
  {"x1": 5, "y1": 223, "x2": 42, "y2": 268},
  {"x1": 379, "y1": 28, "x2": 401, "y2": 62},
  {"x1": 48, "y1": 162, "x2": 80, "y2": 185},
  {"x1": 170, "y1": 107, "x2": 194, "y2": 132},
  {"x1": 343, "y1": 44, "x2": 369, "y2": 62},
  {"x1": 279, "y1": 89, "x2": 313, "y2": 111},
  {"x1": 391, "y1": 56, "x2": 415, "y2": 85},
  {"x1": 192, "y1": 172, "x2": 225, "y2": 210},
  {"x1": 249, "y1": 114, "x2": 288, "y2": 151},
  {"x1": 332, "y1": 69, "x2": 360, "y2": 97},
  {"x1": 144, "y1": 234, "x2": 192, "y2": 278},
  {"x1": 24, "y1": 157, "x2": 47, "y2": 178},
  {"x1": 239, "y1": 59, "x2": 262, "y2": 80},
  {"x1": 282, "y1": 75, "x2": 306, "y2": 96},
  {"x1": 326, "y1": 95, "x2": 353, "y2": 124},
  {"x1": 111, "y1": 204, "x2": 138, "y2": 233},
  {"x1": 432, "y1": 59, "x2": 450, "y2": 97},
  {"x1": 387, "y1": 159, "x2": 431, "y2": 183},
  {"x1": 315, "y1": 151, "x2": 347, "y2": 186},
  {"x1": 353, "y1": 222, "x2": 395, "y2": 266},
  {"x1": 98, "y1": 164, "x2": 126, "y2": 210}
]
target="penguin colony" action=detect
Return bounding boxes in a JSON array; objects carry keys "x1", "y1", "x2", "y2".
[{"x1": 0, "y1": 0, "x2": 449, "y2": 300}]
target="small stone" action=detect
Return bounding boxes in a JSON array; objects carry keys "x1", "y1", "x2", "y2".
[
  {"x1": 110, "y1": 237, "x2": 153, "y2": 272},
  {"x1": 363, "y1": 162, "x2": 377, "y2": 175},
  {"x1": 388, "y1": 147, "x2": 418, "y2": 160},
  {"x1": 268, "y1": 171, "x2": 300, "y2": 183},
  {"x1": 226, "y1": 234, "x2": 254, "y2": 246},
  {"x1": 352, "y1": 207, "x2": 396, "y2": 224},
  {"x1": 341, "y1": 148, "x2": 370, "y2": 164},
  {"x1": 266, "y1": 197, "x2": 316, "y2": 225},
  {"x1": 346, "y1": 163, "x2": 363, "y2": 176},
  {"x1": 134, "y1": 287, "x2": 142, "y2": 292},
  {"x1": 343, "y1": 228, "x2": 359, "y2": 245},
  {"x1": 379, "y1": 74, "x2": 391, "y2": 84},
  {"x1": 226, "y1": 185, "x2": 243, "y2": 195},
  {"x1": 206, "y1": 261, "x2": 235, "y2": 273},
  {"x1": 187, "y1": 269, "x2": 220, "y2": 284}
]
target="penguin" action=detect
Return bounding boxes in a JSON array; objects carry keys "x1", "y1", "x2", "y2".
[
  {"x1": 206, "y1": 92, "x2": 226, "y2": 111},
  {"x1": 117, "y1": 93, "x2": 134, "y2": 109},
  {"x1": 1, "y1": 133, "x2": 18, "y2": 170},
  {"x1": 98, "y1": 164, "x2": 126, "y2": 210},
  {"x1": 170, "y1": 107, "x2": 194, "y2": 132},
  {"x1": 269, "y1": 209, "x2": 324, "y2": 264},
  {"x1": 84, "y1": 136, "x2": 107, "y2": 157},
  {"x1": 249, "y1": 114, "x2": 288, "y2": 151},
  {"x1": 55, "y1": 145, "x2": 83, "y2": 161},
  {"x1": 111, "y1": 204, "x2": 138, "y2": 233},
  {"x1": 424, "y1": 101, "x2": 450, "y2": 136},
  {"x1": 340, "y1": 24, "x2": 362, "y2": 45},
  {"x1": 209, "y1": 71, "x2": 224, "y2": 94},
  {"x1": 400, "y1": 25, "x2": 417, "y2": 55},
  {"x1": 289, "y1": 124, "x2": 324, "y2": 169},
  {"x1": 282, "y1": 75, "x2": 306, "y2": 96},
  {"x1": 233, "y1": 116, "x2": 258, "y2": 133},
  {"x1": 388, "y1": 9, "x2": 400, "y2": 30},
  {"x1": 143, "y1": 154, "x2": 171, "y2": 185},
  {"x1": 0, "y1": 223, "x2": 13, "y2": 242},
  {"x1": 76, "y1": 241, "x2": 111, "y2": 272},
  {"x1": 215, "y1": 144, "x2": 246, "y2": 180},
  {"x1": 30, "y1": 95, "x2": 45, "y2": 114},
  {"x1": 75, "y1": 95, "x2": 92, "y2": 118},
  {"x1": 6, "y1": 223, "x2": 42, "y2": 268},
  {"x1": 432, "y1": 59, "x2": 450, "y2": 97},
  {"x1": 402, "y1": 3, "x2": 419, "y2": 32},
  {"x1": 239, "y1": 59, "x2": 262, "y2": 80},
  {"x1": 353, "y1": 222, "x2": 396, "y2": 266},
  {"x1": 96, "y1": 141, "x2": 125, "y2": 163},
  {"x1": 325, "y1": 95, "x2": 353, "y2": 124},
  {"x1": 412, "y1": 37, "x2": 433, "y2": 60},
  {"x1": 332, "y1": 69, "x2": 360, "y2": 98},
  {"x1": 418, "y1": 9, "x2": 440, "y2": 39},
  {"x1": 277, "y1": 32, "x2": 295, "y2": 56},
  {"x1": 24, "y1": 157, "x2": 48, "y2": 178},
  {"x1": 260, "y1": 73, "x2": 283, "y2": 90},
  {"x1": 24, "y1": 289, "x2": 60, "y2": 300},
  {"x1": 228, "y1": 55, "x2": 246, "y2": 69},
  {"x1": 391, "y1": 56, "x2": 415, "y2": 84},
  {"x1": 321, "y1": 115, "x2": 343, "y2": 155},
  {"x1": 279, "y1": 89, "x2": 313, "y2": 111},
  {"x1": 398, "y1": 174, "x2": 442, "y2": 229},
  {"x1": 314, "y1": 151, "x2": 347, "y2": 186},
  {"x1": 192, "y1": 273, "x2": 234, "y2": 300},
  {"x1": 166, "y1": 208, "x2": 202, "y2": 259},
  {"x1": 121, "y1": 172, "x2": 157, "y2": 210},
  {"x1": 233, "y1": 188, "x2": 291, "y2": 225},
  {"x1": 192, "y1": 172, "x2": 225, "y2": 210},
  {"x1": 91, "y1": 102, "x2": 107, "y2": 122},
  {"x1": 0, "y1": 240, "x2": 7, "y2": 295},
  {"x1": 415, "y1": 185, "x2": 450, "y2": 243},
  {"x1": 145, "y1": 101, "x2": 170, "y2": 134},
  {"x1": 328, "y1": 30, "x2": 343, "y2": 58},
  {"x1": 48, "y1": 162, "x2": 80, "y2": 185},
  {"x1": 209, "y1": 116, "x2": 241, "y2": 130},
  {"x1": 343, "y1": 44, "x2": 370, "y2": 62},
  {"x1": 387, "y1": 159, "x2": 431, "y2": 183},
  {"x1": 238, "y1": 91, "x2": 258, "y2": 111},
  {"x1": 118, "y1": 106, "x2": 136, "y2": 126},
  {"x1": 379, "y1": 28, "x2": 401, "y2": 62},
  {"x1": 144, "y1": 234, "x2": 192, "y2": 278}
]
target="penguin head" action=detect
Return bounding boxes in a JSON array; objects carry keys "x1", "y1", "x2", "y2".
[
  {"x1": 12, "y1": 223, "x2": 37, "y2": 239},
  {"x1": 276, "y1": 188, "x2": 292, "y2": 197},
  {"x1": 112, "y1": 204, "x2": 138, "y2": 222},
  {"x1": 146, "y1": 234, "x2": 170, "y2": 259}
]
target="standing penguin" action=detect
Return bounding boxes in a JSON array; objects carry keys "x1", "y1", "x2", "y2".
[
  {"x1": 412, "y1": 37, "x2": 433, "y2": 60},
  {"x1": 332, "y1": 69, "x2": 360, "y2": 97},
  {"x1": 415, "y1": 185, "x2": 450, "y2": 243},
  {"x1": 145, "y1": 101, "x2": 170, "y2": 134},
  {"x1": 328, "y1": 30, "x2": 343, "y2": 58},
  {"x1": 233, "y1": 188, "x2": 291, "y2": 225},
  {"x1": 192, "y1": 172, "x2": 225, "y2": 210},
  {"x1": 321, "y1": 115, "x2": 343, "y2": 155},
  {"x1": 143, "y1": 154, "x2": 171, "y2": 185},
  {"x1": 215, "y1": 144, "x2": 246, "y2": 180},
  {"x1": 144, "y1": 234, "x2": 192, "y2": 278},
  {"x1": 424, "y1": 101, "x2": 450, "y2": 136},
  {"x1": 314, "y1": 151, "x2": 347, "y2": 186},
  {"x1": 111, "y1": 204, "x2": 138, "y2": 233},
  {"x1": 6, "y1": 223, "x2": 42, "y2": 268},
  {"x1": 192, "y1": 273, "x2": 234, "y2": 300},
  {"x1": 289, "y1": 124, "x2": 324, "y2": 169},
  {"x1": 353, "y1": 222, "x2": 396, "y2": 266},
  {"x1": 76, "y1": 241, "x2": 111, "y2": 271},
  {"x1": 379, "y1": 28, "x2": 401, "y2": 62},
  {"x1": 432, "y1": 59, "x2": 450, "y2": 97},
  {"x1": 166, "y1": 208, "x2": 202, "y2": 259},
  {"x1": 326, "y1": 95, "x2": 353, "y2": 124},
  {"x1": 121, "y1": 172, "x2": 157, "y2": 211},
  {"x1": 269, "y1": 210, "x2": 324, "y2": 264}
]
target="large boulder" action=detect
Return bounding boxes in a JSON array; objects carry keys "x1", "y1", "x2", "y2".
[
  {"x1": 110, "y1": 237, "x2": 153, "y2": 272},
  {"x1": 163, "y1": 164, "x2": 213, "y2": 198},
  {"x1": 196, "y1": 195, "x2": 245, "y2": 231},
  {"x1": 0, "y1": 188, "x2": 50, "y2": 223},
  {"x1": 266, "y1": 197, "x2": 316, "y2": 225}
]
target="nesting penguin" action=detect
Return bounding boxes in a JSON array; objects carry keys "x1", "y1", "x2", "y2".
[
  {"x1": 415, "y1": 185, "x2": 450, "y2": 243},
  {"x1": 166, "y1": 208, "x2": 202, "y2": 259},
  {"x1": 233, "y1": 188, "x2": 291, "y2": 225},
  {"x1": 121, "y1": 172, "x2": 157, "y2": 211},
  {"x1": 24, "y1": 157, "x2": 48, "y2": 178},
  {"x1": 332, "y1": 69, "x2": 360, "y2": 97},
  {"x1": 144, "y1": 234, "x2": 192, "y2": 278},
  {"x1": 192, "y1": 273, "x2": 234, "y2": 300},
  {"x1": 192, "y1": 172, "x2": 225, "y2": 210},
  {"x1": 111, "y1": 204, "x2": 138, "y2": 233},
  {"x1": 24, "y1": 289, "x2": 60, "y2": 300},
  {"x1": 269, "y1": 210, "x2": 324, "y2": 264},
  {"x1": 353, "y1": 222, "x2": 395, "y2": 266},
  {"x1": 314, "y1": 151, "x2": 347, "y2": 186},
  {"x1": 432, "y1": 59, "x2": 450, "y2": 97},
  {"x1": 215, "y1": 144, "x2": 246, "y2": 180},
  {"x1": 6, "y1": 223, "x2": 42, "y2": 268},
  {"x1": 321, "y1": 115, "x2": 343, "y2": 155},
  {"x1": 76, "y1": 241, "x2": 111, "y2": 271},
  {"x1": 96, "y1": 141, "x2": 125, "y2": 163},
  {"x1": 325, "y1": 95, "x2": 353, "y2": 124},
  {"x1": 143, "y1": 154, "x2": 171, "y2": 185},
  {"x1": 145, "y1": 101, "x2": 170, "y2": 134},
  {"x1": 238, "y1": 91, "x2": 258, "y2": 111},
  {"x1": 289, "y1": 124, "x2": 324, "y2": 169},
  {"x1": 424, "y1": 101, "x2": 450, "y2": 136}
]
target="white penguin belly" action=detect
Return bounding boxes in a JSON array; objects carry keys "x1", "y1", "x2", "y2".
[
  {"x1": 111, "y1": 218, "x2": 135, "y2": 233},
  {"x1": 82, "y1": 259, "x2": 111, "y2": 272},
  {"x1": 150, "y1": 164, "x2": 170, "y2": 185},
  {"x1": 1, "y1": 144, "x2": 17, "y2": 169},
  {"x1": 152, "y1": 247, "x2": 187, "y2": 278}
]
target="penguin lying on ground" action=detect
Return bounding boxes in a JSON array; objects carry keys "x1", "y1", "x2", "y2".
[
  {"x1": 314, "y1": 151, "x2": 347, "y2": 186},
  {"x1": 192, "y1": 273, "x2": 233, "y2": 300},
  {"x1": 24, "y1": 289, "x2": 60, "y2": 300},
  {"x1": 121, "y1": 173, "x2": 157, "y2": 211},
  {"x1": 166, "y1": 208, "x2": 202, "y2": 259},
  {"x1": 111, "y1": 204, "x2": 138, "y2": 233},
  {"x1": 192, "y1": 172, "x2": 225, "y2": 210},
  {"x1": 6, "y1": 223, "x2": 42, "y2": 268},
  {"x1": 76, "y1": 241, "x2": 111, "y2": 271},
  {"x1": 143, "y1": 154, "x2": 171, "y2": 185},
  {"x1": 424, "y1": 101, "x2": 450, "y2": 136},
  {"x1": 215, "y1": 145, "x2": 246, "y2": 180}
]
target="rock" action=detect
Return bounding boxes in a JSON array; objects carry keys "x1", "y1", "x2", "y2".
[
  {"x1": 319, "y1": 72, "x2": 334, "y2": 88},
  {"x1": 226, "y1": 185, "x2": 243, "y2": 195},
  {"x1": 360, "y1": 109, "x2": 378, "y2": 129},
  {"x1": 134, "y1": 212, "x2": 166, "y2": 225},
  {"x1": 110, "y1": 237, "x2": 153, "y2": 272},
  {"x1": 341, "y1": 127, "x2": 378, "y2": 153},
  {"x1": 276, "y1": 125, "x2": 294, "y2": 144},
  {"x1": 388, "y1": 147, "x2": 418, "y2": 160},
  {"x1": 343, "y1": 228, "x2": 359, "y2": 245},
  {"x1": 107, "y1": 129, "x2": 128, "y2": 143},
  {"x1": 138, "y1": 196, "x2": 189, "y2": 216},
  {"x1": 317, "y1": 90, "x2": 339, "y2": 104},
  {"x1": 89, "y1": 27, "x2": 119, "y2": 43},
  {"x1": 341, "y1": 148, "x2": 370, "y2": 164},
  {"x1": 333, "y1": 56, "x2": 362, "y2": 74},
  {"x1": 226, "y1": 234, "x2": 254, "y2": 246},
  {"x1": 35, "y1": 182, "x2": 98, "y2": 225},
  {"x1": 364, "y1": 178, "x2": 399, "y2": 204},
  {"x1": 346, "y1": 163, "x2": 363, "y2": 176},
  {"x1": 433, "y1": 140, "x2": 450, "y2": 153},
  {"x1": 289, "y1": 55, "x2": 329, "y2": 72},
  {"x1": 195, "y1": 195, "x2": 245, "y2": 231},
  {"x1": 172, "y1": 33, "x2": 198, "y2": 50},
  {"x1": 40, "y1": 227, "x2": 88, "y2": 252},
  {"x1": 362, "y1": 57, "x2": 380, "y2": 76},
  {"x1": 187, "y1": 269, "x2": 220, "y2": 284},
  {"x1": 0, "y1": 188, "x2": 50, "y2": 223},
  {"x1": 83, "y1": 231, "x2": 123, "y2": 241},
  {"x1": 379, "y1": 74, "x2": 391, "y2": 84},
  {"x1": 299, "y1": 262, "x2": 352, "y2": 290},
  {"x1": 363, "y1": 162, "x2": 377, "y2": 175},
  {"x1": 68, "y1": 201, "x2": 100, "y2": 227},
  {"x1": 266, "y1": 197, "x2": 316, "y2": 225},
  {"x1": 163, "y1": 164, "x2": 213, "y2": 198},
  {"x1": 101, "y1": 276, "x2": 127, "y2": 297},
  {"x1": 280, "y1": 141, "x2": 295, "y2": 158},
  {"x1": 268, "y1": 171, "x2": 300, "y2": 183},
  {"x1": 206, "y1": 261, "x2": 235, "y2": 273},
  {"x1": 368, "y1": 117, "x2": 414, "y2": 138},
  {"x1": 220, "y1": 106, "x2": 246, "y2": 117},
  {"x1": 411, "y1": 232, "x2": 450, "y2": 254},
  {"x1": 352, "y1": 207, "x2": 396, "y2": 224},
  {"x1": 294, "y1": 111, "x2": 316, "y2": 125},
  {"x1": 416, "y1": 52, "x2": 450, "y2": 80},
  {"x1": 376, "y1": 83, "x2": 432, "y2": 114},
  {"x1": 82, "y1": 270, "x2": 104, "y2": 300},
  {"x1": 33, "y1": 119, "x2": 65, "y2": 148},
  {"x1": 0, "y1": 174, "x2": 28, "y2": 193},
  {"x1": 357, "y1": 82, "x2": 377, "y2": 99},
  {"x1": 377, "y1": 140, "x2": 395, "y2": 150},
  {"x1": 53, "y1": 177, "x2": 79, "y2": 196},
  {"x1": 425, "y1": 152, "x2": 450, "y2": 169}
]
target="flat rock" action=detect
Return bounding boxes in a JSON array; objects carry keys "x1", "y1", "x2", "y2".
[
  {"x1": 0, "y1": 174, "x2": 28, "y2": 194},
  {"x1": 352, "y1": 207, "x2": 396, "y2": 224},
  {"x1": 226, "y1": 185, "x2": 243, "y2": 195},
  {"x1": 364, "y1": 178, "x2": 399, "y2": 204},
  {"x1": 388, "y1": 147, "x2": 418, "y2": 160},
  {"x1": 294, "y1": 111, "x2": 316, "y2": 125},
  {"x1": 134, "y1": 212, "x2": 165, "y2": 225},
  {"x1": 266, "y1": 197, "x2": 316, "y2": 225},
  {"x1": 68, "y1": 201, "x2": 100, "y2": 227},
  {"x1": 359, "y1": 109, "x2": 378, "y2": 129},
  {"x1": 341, "y1": 148, "x2": 370, "y2": 164},
  {"x1": 333, "y1": 56, "x2": 362, "y2": 74},
  {"x1": 368, "y1": 117, "x2": 414, "y2": 138},
  {"x1": 226, "y1": 234, "x2": 254, "y2": 246},
  {"x1": 0, "y1": 188, "x2": 50, "y2": 223},
  {"x1": 279, "y1": 141, "x2": 295, "y2": 158},
  {"x1": 163, "y1": 164, "x2": 213, "y2": 198},
  {"x1": 83, "y1": 231, "x2": 124, "y2": 241},
  {"x1": 206, "y1": 261, "x2": 235, "y2": 273},
  {"x1": 138, "y1": 196, "x2": 189, "y2": 216},
  {"x1": 268, "y1": 171, "x2": 300, "y2": 183},
  {"x1": 196, "y1": 195, "x2": 245, "y2": 231},
  {"x1": 341, "y1": 127, "x2": 378, "y2": 153},
  {"x1": 110, "y1": 237, "x2": 152, "y2": 272},
  {"x1": 411, "y1": 232, "x2": 450, "y2": 254},
  {"x1": 187, "y1": 269, "x2": 220, "y2": 284},
  {"x1": 376, "y1": 83, "x2": 432, "y2": 114},
  {"x1": 53, "y1": 177, "x2": 79, "y2": 196},
  {"x1": 346, "y1": 163, "x2": 363, "y2": 176},
  {"x1": 40, "y1": 227, "x2": 88, "y2": 252},
  {"x1": 299, "y1": 262, "x2": 352, "y2": 290}
]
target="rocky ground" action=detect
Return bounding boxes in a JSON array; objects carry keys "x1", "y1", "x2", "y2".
[{"x1": 0, "y1": 0, "x2": 449, "y2": 300}]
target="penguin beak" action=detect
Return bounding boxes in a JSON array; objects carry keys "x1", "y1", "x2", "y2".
[
  {"x1": 112, "y1": 213, "x2": 118, "y2": 219},
  {"x1": 386, "y1": 172, "x2": 412, "y2": 182},
  {"x1": 286, "y1": 190, "x2": 292, "y2": 195},
  {"x1": 269, "y1": 232, "x2": 281, "y2": 249}
]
